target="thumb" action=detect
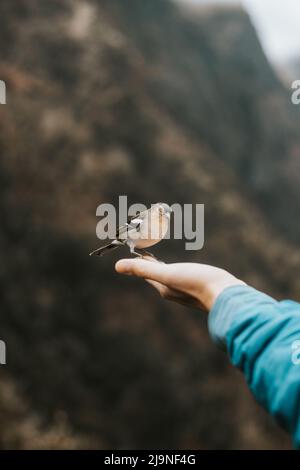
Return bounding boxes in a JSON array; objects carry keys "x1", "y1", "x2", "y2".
[{"x1": 115, "y1": 258, "x2": 169, "y2": 284}]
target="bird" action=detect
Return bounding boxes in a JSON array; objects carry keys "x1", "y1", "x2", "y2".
[{"x1": 89, "y1": 202, "x2": 172, "y2": 258}]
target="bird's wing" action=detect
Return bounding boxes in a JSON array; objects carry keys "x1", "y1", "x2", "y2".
[{"x1": 116, "y1": 210, "x2": 147, "y2": 240}]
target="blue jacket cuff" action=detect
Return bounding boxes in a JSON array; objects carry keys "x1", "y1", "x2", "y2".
[{"x1": 208, "y1": 285, "x2": 260, "y2": 350}]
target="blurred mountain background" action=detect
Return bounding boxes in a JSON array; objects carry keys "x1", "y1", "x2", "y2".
[
  {"x1": 0, "y1": 0, "x2": 300, "y2": 449},
  {"x1": 285, "y1": 57, "x2": 300, "y2": 81}
]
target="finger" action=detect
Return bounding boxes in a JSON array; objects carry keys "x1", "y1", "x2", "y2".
[
  {"x1": 145, "y1": 278, "x2": 167, "y2": 295},
  {"x1": 146, "y1": 279, "x2": 200, "y2": 307},
  {"x1": 115, "y1": 258, "x2": 170, "y2": 284},
  {"x1": 145, "y1": 279, "x2": 163, "y2": 289},
  {"x1": 146, "y1": 279, "x2": 178, "y2": 300}
]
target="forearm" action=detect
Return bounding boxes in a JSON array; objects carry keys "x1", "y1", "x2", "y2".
[{"x1": 208, "y1": 285, "x2": 300, "y2": 448}]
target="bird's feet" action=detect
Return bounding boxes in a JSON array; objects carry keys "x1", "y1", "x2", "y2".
[
  {"x1": 130, "y1": 249, "x2": 144, "y2": 258},
  {"x1": 128, "y1": 248, "x2": 164, "y2": 263},
  {"x1": 140, "y1": 249, "x2": 158, "y2": 260}
]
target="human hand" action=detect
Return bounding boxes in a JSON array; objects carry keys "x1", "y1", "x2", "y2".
[{"x1": 115, "y1": 258, "x2": 246, "y2": 312}]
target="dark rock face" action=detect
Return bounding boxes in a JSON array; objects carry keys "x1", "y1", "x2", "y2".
[{"x1": 0, "y1": 0, "x2": 298, "y2": 449}]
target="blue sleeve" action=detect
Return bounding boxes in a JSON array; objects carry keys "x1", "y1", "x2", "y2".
[{"x1": 208, "y1": 285, "x2": 300, "y2": 448}]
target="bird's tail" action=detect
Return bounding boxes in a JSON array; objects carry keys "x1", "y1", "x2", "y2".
[{"x1": 89, "y1": 240, "x2": 123, "y2": 257}]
